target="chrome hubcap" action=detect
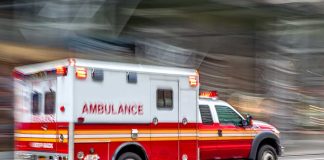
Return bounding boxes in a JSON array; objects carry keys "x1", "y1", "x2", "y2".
[{"x1": 262, "y1": 151, "x2": 274, "y2": 160}]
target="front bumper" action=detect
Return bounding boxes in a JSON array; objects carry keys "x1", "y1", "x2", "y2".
[{"x1": 278, "y1": 144, "x2": 285, "y2": 156}]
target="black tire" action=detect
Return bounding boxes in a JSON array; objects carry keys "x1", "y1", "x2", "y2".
[
  {"x1": 118, "y1": 152, "x2": 142, "y2": 160},
  {"x1": 257, "y1": 145, "x2": 278, "y2": 160}
]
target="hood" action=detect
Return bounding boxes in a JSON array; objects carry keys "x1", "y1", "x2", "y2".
[{"x1": 253, "y1": 120, "x2": 280, "y2": 134}]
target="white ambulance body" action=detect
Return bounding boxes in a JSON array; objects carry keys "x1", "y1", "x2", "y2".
[{"x1": 14, "y1": 58, "x2": 199, "y2": 160}]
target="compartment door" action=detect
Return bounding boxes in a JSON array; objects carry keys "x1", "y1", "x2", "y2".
[{"x1": 150, "y1": 80, "x2": 179, "y2": 160}]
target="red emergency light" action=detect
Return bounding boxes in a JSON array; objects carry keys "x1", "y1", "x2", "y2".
[
  {"x1": 76, "y1": 67, "x2": 87, "y2": 79},
  {"x1": 199, "y1": 91, "x2": 218, "y2": 99},
  {"x1": 56, "y1": 66, "x2": 67, "y2": 76}
]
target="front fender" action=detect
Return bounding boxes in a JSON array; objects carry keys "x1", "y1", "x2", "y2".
[{"x1": 249, "y1": 131, "x2": 281, "y2": 160}]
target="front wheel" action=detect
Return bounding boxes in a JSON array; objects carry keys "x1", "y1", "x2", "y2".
[
  {"x1": 118, "y1": 152, "x2": 142, "y2": 160},
  {"x1": 257, "y1": 145, "x2": 278, "y2": 160}
]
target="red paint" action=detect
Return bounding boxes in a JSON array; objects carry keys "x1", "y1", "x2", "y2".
[
  {"x1": 179, "y1": 122, "x2": 198, "y2": 160},
  {"x1": 15, "y1": 122, "x2": 276, "y2": 160},
  {"x1": 74, "y1": 142, "x2": 110, "y2": 160},
  {"x1": 15, "y1": 122, "x2": 69, "y2": 154},
  {"x1": 150, "y1": 123, "x2": 179, "y2": 160}
]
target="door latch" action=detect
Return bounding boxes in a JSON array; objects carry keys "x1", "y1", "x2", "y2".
[{"x1": 217, "y1": 129, "x2": 223, "y2": 137}]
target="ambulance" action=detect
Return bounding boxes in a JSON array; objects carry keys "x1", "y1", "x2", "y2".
[{"x1": 14, "y1": 58, "x2": 283, "y2": 160}]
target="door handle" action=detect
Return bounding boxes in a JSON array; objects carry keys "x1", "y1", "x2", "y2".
[
  {"x1": 182, "y1": 117, "x2": 188, "y2": 125},
  {"x1": 217, "y1": 129, "x2": 223, "y2": 137},
  {"x1": 153, "y1": 117, "x2": 158, "y2": 126}
]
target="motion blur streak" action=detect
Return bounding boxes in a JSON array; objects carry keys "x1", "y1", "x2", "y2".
[{"x1": 0, "y1": 0, "x2": 324, "y2": 159}]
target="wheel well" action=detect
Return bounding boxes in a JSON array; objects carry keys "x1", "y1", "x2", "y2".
[
  {"x1": 115, "y1": 144, "x2": 147, "y2": 160},
  {"x1": 257, "y1": 138, "x2": 280, "y2": 155}
]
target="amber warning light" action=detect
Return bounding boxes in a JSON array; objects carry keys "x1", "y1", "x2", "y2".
[
  {"x1": 189, "y1": 72, "x2": 199, "y2": 87},
  {"x1": 56, "y1": 66, "x2": 67, "y2": 76},
  {"x1": 76, "y1": 67, "x2": 87, "y2": 79},
  {"x1": 199, "y1": 91, "x2": 218, "y2": 99}
]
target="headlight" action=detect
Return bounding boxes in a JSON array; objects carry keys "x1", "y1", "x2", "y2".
[{"x1": 272, "y1": 128, "x2": 280, "y2": 134}]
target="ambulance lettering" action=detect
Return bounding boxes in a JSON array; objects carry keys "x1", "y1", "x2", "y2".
[
  {"x1": 82, "y1": 103, "x2": 143, "y2": 115},
  {"x1": 30, "y1": 142, "x2": 54, "y2": 149}
]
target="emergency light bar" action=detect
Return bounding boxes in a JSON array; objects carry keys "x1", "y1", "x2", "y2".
[
  {"x1": 76, "y1": 67, "x2": 87, "y2": 79},
  {"x1": 189, "y1": 70, "x2": 199, "y2": 87},
  {"x1": 199, "y1": 91, "x2": 218, "y2": 99},
  {"x1": 56, "y1": 66, "x2": 67, "y2": 76}
]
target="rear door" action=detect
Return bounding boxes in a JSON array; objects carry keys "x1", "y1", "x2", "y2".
[
  {"x1": 19, "y1": 77, "x2": 63, "y2": 154},
  {"x1": 150, "y1": 80, "x2": 179, "y2": 160}
]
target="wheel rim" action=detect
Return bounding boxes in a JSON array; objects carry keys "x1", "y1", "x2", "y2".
[{"x1": 261, "y1": 150, "x2": 275, "y2": 160}]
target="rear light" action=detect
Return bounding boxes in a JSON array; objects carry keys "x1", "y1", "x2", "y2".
[
  {"x1": 199, "y1": 91, "x2": 218, "y2": 99},
  {"x1": 56, "y1": 67, "x2": 67, "y2": 76},
  {"x1": 60, "y1": 106, "x2": 65, "y2": 112},
  {"x1": 76, "y1": 67, "x2": 87, "y2": 79}
]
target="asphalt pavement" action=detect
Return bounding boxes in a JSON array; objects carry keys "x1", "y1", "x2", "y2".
[{"x1": 281, "y1": 154, "x2": 324, "y2": 160}]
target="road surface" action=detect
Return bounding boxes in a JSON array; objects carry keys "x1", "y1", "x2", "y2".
[{"x1": 281, "y1": 154, "x2": 324, "y2": 160}]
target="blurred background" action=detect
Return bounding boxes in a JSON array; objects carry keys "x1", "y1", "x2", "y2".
[{"x1": 1, "y1": 0, "x2": 324, "y2": 159}]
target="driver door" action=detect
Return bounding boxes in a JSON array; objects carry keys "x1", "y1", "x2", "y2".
[{"x1": 214, "y1": 105, "x2": 253, "y2": 159}]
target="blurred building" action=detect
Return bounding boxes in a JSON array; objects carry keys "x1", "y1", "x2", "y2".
[{"x1": 1, "y1": 0, "x2": 324, "y2": 151}]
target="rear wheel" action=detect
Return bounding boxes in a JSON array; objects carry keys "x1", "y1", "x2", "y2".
[
  {"x1": 257, "y1": 145, "x2": 277, "y2": 160},
  {"x1": 118, "y1": 152, "x2": 142, "y2": 160}
]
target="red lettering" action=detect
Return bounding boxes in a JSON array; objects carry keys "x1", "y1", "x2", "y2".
[
  {"x1": 98, "y1": 104, "x2": 104, "y2": 114},
  {"x1": 138, "y1": 105, "x2": 143, "y2": 115},
  {"x1": 89, "y1": 104, "x2": 97, "y2": 114},
  {"x1": 82, "y1": 103, "x2": 143, "y2": 115},
  {"x1": 104, "y1": 104, "x2": 109, "y2": 114},
  {"x1": 112, "y1": 104, "x2": 117, "y2": 115},
  {"x1": 125, "y1": 104, "x2": 131, "y2": 115},
  {"x1": 118, "y1": 104, "x2": 124, "y2": 114},
  {"x1": 82, "y1": 104, "x2": 89, "y2": 114},
  {"x1": 131, "y1": 105, "x2": 137, "y2": 115}
]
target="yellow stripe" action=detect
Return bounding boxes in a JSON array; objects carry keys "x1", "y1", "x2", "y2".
[
  {"x1": 199, "y1": 136, "x2": 254, "y2": 140},
  {"x1": 75, "y1": 130, "x2": 150, "y2": 134},
  {"x1": 17, "y1": 129, "x2": 249, "y2": 135},
  {"x1": 75, "y1": 129, "x2": 197, "y2": 134},
  {"x1": 15, "y1": 130, "x2": 68, "y2": 134},
  {"x1": 15, "y1": 137, "x2": 68, "y2": 143},
  {"x1": 199, "y1": 130, "x2": 251, "y2": 134},
  {"x1": 74, "y1": 136, "x2": 253, "y2": 143}
]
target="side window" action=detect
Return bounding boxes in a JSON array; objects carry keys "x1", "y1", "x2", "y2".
[
  {"x1": 32, "y1": 92, "x2": 41, "y2": 115},
  {"x1": 157, "y1": 89, "x2": 173, "y2": 110},
  {"x1": 215, "y1": 105, "x2": 242, "y2": 126},
  {"x1": 199, "y1": 105, "x2": 213, "y2": 125},
  {"x1": 45, "y1": 91, "x2": 56, "y2": 114}
]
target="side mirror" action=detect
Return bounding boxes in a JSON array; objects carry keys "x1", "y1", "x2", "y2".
[{"x1": 242, "y1": 114, "x2": 253, "y2": 127}]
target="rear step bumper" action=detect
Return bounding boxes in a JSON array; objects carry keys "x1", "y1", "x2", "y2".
[{"x1": 15, "y1": 151, "x2": 68, "y2": 160}]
